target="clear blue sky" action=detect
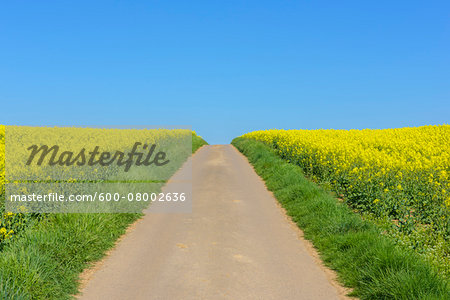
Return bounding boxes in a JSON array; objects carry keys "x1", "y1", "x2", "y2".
[{"x1": 1, "y1": 1, "x2": 449, "y2": 144}]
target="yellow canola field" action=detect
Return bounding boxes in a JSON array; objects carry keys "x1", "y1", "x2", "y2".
[
  {"x1": 0, "y1": 125, "x2": 192, "y2": 245},
  {"x1": 0, "y1": 125, "x2": 4, "y2": 190},
  {"x1": 243, "y1": 125, "x2": 450, "y2": 234}
]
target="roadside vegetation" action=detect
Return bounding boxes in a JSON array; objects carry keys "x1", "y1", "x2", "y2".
[
  {"x1": 241, "y1": 126, "x2": 449, "y2": 277},
  {"x1": 0, "y1": 126, "x2": 207, "y2": 299},
  {"x1": 192, "y1": 131, "x2": 208, "y2": 152},
  {"x1": 232, "y1": 137, "x2": 449, "y2": 299}
]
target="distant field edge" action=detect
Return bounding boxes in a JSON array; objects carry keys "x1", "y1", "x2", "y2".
[{"x1": 231, "y1": 137, "x2": 449, "y2": 300}]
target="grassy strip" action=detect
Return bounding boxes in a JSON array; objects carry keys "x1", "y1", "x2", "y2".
[
  {"x1": 0, "y1": 214, "x2": 140, "y2": 299},
  {"x1": 232, "y1": 137, "x2": 449, "y2": 300},
  {"x1": 0, "y1": 134, "x2": 207, "y2": 299},
  {"x1": 192, "y1": 132, "x2": 208, "y2": 152}
]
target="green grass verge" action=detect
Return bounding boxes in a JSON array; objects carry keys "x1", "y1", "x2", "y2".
[
  {"x1": 232, "y1": 137, "x2": 449, "y2": 300},
  {"x1": 192, "y1": 132, "x2": 208, "y2": 152},
  {"x1": 0, "y1": 213, "x2": 139, "y2": 299},
  {"x1": 0, "y1": 133, "x2": 207, "y2": 299}
]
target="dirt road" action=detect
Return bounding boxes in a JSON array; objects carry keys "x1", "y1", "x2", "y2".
[{"x1": 79, "y1": 145, "x2": 346, "y2": 300}]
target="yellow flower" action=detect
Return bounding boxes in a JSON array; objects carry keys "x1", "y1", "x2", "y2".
[{"x1": 4, "y1": 212, "x2": 14, "y2": 218}]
